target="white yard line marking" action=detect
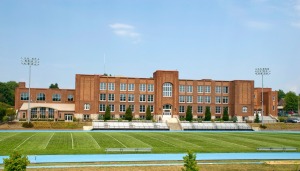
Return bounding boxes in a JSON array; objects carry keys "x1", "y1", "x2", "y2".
[
  {"x1": 105, "y1": 133, "x2": 127, "y2": 148},
  {"x1": 71, "y1": 133, "x2": 74, "y2": 149},
  {"x1": 125, "y1": 134, "x2": 152, "y2": 148},
  {"x1": 14, "y1": 133, "x2": 36, "y2": 150},
  {"x1": 44, "y1": 133, "x2": 55, "y2": 149},
  {"x1": 87, "y1": 133, "x2": 101, "y2": 149},
  {"x1": 0, "y1": 133, "x2": 20, "y2": 142},
  {"x1": 145, "y1": 134, "x2": 176, "y2": 147}
]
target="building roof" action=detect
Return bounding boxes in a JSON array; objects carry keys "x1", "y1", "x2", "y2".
[{"x1": 20, "y1": 103, "x2": 75, "y2": 111}]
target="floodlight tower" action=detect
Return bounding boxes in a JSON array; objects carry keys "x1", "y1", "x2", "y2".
[
  {"x1": 21, "y1": 57, "x2": 39, "y2": 123},
  {"x1": 255, "y1": 68, "x2": 270, "y2": 126}
]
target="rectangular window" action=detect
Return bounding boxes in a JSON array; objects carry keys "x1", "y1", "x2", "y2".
[
  {"x1": 49, "y1": 108, "x2": 54, "y2": 118},
  {"x1": 205, "y1": 96, "x2": 211, "y2": 103},
  {"x1": 100, "y1": 94, "x2": 106, "y2": 101},
  {"x1": 21, "y1": 92, "x2": 29, "y2": 101},
  {"x1": 100, "y1": 82, "x2": 106, "y2": 90},
  {"x1": 108, "y1": 94, "x2": 114, "y2": 101},
  {"x1": 52, "y1": 94, "x2": 61, "y2": 101},
  {"x1": 215, "y1": 106, "x2": 221, "y2": 114},
  {"x1": 186, "y1": 96, "x2": 193, "y2": 103},
  {"x1": 223, "y1": 86, "x2": 229, "y2": 93},
  {"x1": 272, "y1": 105, "x2": 275, "y2": 111},
  {"x1": 120, "y1": 94, "x2": 126, "y2": 102},
  {"x1": 128, "y1": 83, "x2": 135, "y2": 91},
  {"x1": 197, "y1": 96, "x2": 203, "y2": 103},
  {"x1": 31, "y1": 108, "x2": 37, "y2": 118},
  {"x1": 179, "y1": 106, "x2": 185, "y2": 113},
  {"x1": 84, "y1": 104, "x2": 90, "y2": 110},
  {"x1": 215, "y1": 86, "x2": 221, "y2": 94},
  {"x1": 215, "y1": 96, "x2": 221, "y2": 104},
  {"x1": 197, "y1": 86, "x2": 203, "y2": 93},
  {"x1": 40, "y1": 107, "x2": 46, "y2": 118},
  {"x1": 179, "y1": 96, "x2": 185, "y2": 103},
  {"x1": 149, "y1": 105, "x2": 154, "y2": 112},
  {"x1": 37, "y1": 93, "x2": 45, "y2": 101},
  {"x1": 179, "y1": 85, "x2": 185, "y2": 93},
  {"x1": 101, "y1": 107, "x2": 108, "y2": 115},
  {"x1": 139, "y1": 84, "x2": 146, "y2": 91},
  {"x1": 147, "y1": 84, "x2": 154, "y2": 92},
  {"x1": 222, "y1": 96, "x2": 229, "y2": 104},
  {"x1": 83, "y1": 114, "x2": 90, "y2": 120},
  {"x1": 120, "y1": 104, "x2": 126, "y2": 112},
  {"x1": 186, "y1": 85, "x2": 193, "y2": 93},
  {"x1": 272, "y1": 96, "x2": 275, "y2": 101},
  {"x1": 68, "y1": 95, "x2": 74, "y2": 101},
  {"x1": 129, "y1": 105, "x2": 134, "y2": 112},
  {"x1": 197, "y1": 106, "x2": 203, "y2": 113},
  {"x1": 108, "y1": 83, "x2": 115, "y2": 91},
  {"x1": 109, "y1": 104, "x2": 115, "y2": 112},
  {"x1": 128, "y1": 94, "x2": 134, "y2": 102},
  {"x1": 140, "y1": 94, "x2": 146, "y2": 102},
  {"x1": 120, "y1": 83, "x2": 127, "y2": 91},
  {"x1": 140, "y1": 105, "x2": 146, "y2": 113},
  {"x1": 148, "y1": 94, "x2": 154, "y2": 102},
  {"x1": 205, "y1": 86, "x2": 211, "y2": 93}
]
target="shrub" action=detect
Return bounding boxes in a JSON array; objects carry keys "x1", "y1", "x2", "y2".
[
  {"x1": 3, "y1": 151, "x2": 30, "y2": 171},
  {"x1": 260, "y1": 124, "x2": 267, "y2": 129},
  {"x1": 2, "y1": 116, "x2": 9, "y2": 122},
  {"x1": 182, "y1": 151, "x2": 199, "y2": 171},
  {"x1": 22, "y1": 122, "x2": 34, "y2": 128},
  {"x1": 232, "y1": 116, "x2": 238, "y2": 123},
  {"x1": 254, "y1": 113, "x2": 260, "y2": 123},
  {"x1": 186, "y1": 106, "x2": 193, "y2": 122}
]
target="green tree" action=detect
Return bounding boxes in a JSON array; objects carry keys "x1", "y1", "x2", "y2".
[
  {"x1": 222, "y1": 107, "x2": 229, "y2": 121},
  {"x1": 146, "y1": 106, "x2": 152, "y2": 120},
  {"x1": 3, "y1": 151, "x2": 30, "y2": 171},
  {"x1": 0, "y1": 81, "x2": 18, "y2": 106},
  {"x1": 49, "y1": 83, "x2": 59, "y2": 89},
  {"x1": 284, "y1": 91, "x2": 298, "y2": 112},
  {"x1": 182, "y1": 151, "x2": 199, "y2": 171},
  {"x1": 278, "y1": 89, "x2": 286, "y2": 102},
  {"x1": 204, "y1": 106, "x2": 211, "y2": 121},
  {"x1": 6, "y1": 108, "x2": 16, "y2": 121},
  {"x1": 125, "y1": 107, "x2": 133, "y2": 121},
  {"x1": 186, "y1": 106, "x2": 193, "y2": 121},
  {"x1": 254, "y1": 113, "x2": 260, "y2": 123},
  {"x1": 104, "y1": 106, "x2": 111, "y2": 121},
  {"x1": 0, "y1": 108, "x2": 6, "y2": 122}
]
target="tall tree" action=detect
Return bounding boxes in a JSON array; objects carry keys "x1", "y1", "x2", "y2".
[
  {"x1": 278, "y1": 89, "x2": 286, "y2": 102},
  {"x1": 0, "y1": 81, "x2": 18, "y2": 106},
  {"x1": 3, "y1": 151, "x2": 30, "y2": 171},
  {"x1": 125, "y1": 107, "x2": 133, "y2": 121},
  {"x1": 186, "y1": 106, "x2": 193, "y2": 121},
  {"x1": 146, "y1": 106, "x2": 152, "y2": 120},
  {"x1": 254, "y1": 113, "x2": 260, "y2": 123},
  {"x1": 284, "y1": 91, "x2": 298, "y2": 112},
  {"x1": 204, "y1": 106, "x2": 211, "y2": 121},
  {"x1": 222, "y1": 107, "x2": 229, "y2": 121},
  {"x1": 49, "y1": 83, "x2": 59, "y2": 89},
  {"x1": 104, "y1": 106, "x2": 111, "y2": 121}
]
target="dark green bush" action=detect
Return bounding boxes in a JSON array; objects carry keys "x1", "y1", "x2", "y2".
[
  {"x1": 22, "y1": 122, "x2": 34, "y2": 128},
  {"x1": 260, "y1": 124, "x2": 267, "y2": 129}
]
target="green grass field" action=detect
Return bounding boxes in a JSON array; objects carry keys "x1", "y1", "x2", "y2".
[{"x1": 0, "y1": 131, "x2": 299, "y2": 155}]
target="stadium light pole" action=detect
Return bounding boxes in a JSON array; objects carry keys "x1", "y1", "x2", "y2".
[
  {"x1": 21, "y1": 57, "x2": 39, "y2": 123},
  {"x1": 255, "y1": 68, "x2": 270, "y2": 126}
]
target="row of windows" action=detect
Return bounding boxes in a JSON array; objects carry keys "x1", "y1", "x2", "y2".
[
  {"x1": 178, "y1": 106, "x2": 228, "y2": 114},
  {"x1": 179, "y1": 96, "x2": 229, "y2": 104},
  {"x1": 99, "y1": 94, "x2": 154, "y2": 102},
  {"x1": 100, "y1": 83, "x2": 154, "y2": 92},
  {"x1": 98, "y1": 104, "x2": 154, "y2": 113},
  {"x1": 30, "y1": 108, "x2": 55, "y2": 119},
  {"x1": 179, "y1": 85, "x2": 229, "y2": 94},
  {"x1": 21, "y1": 93, "x2": 74, "y2": 102}
]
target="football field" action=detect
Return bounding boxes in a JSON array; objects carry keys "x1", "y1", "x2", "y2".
[{"x1": 0, "y1": 131, "x2": 299, "y2": 155}]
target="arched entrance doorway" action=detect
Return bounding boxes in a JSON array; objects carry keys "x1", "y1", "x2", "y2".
[{"x1": 162, "y1": 104, "x2": 172, "y2": 121}]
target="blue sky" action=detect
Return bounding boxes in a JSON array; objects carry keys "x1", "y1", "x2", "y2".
[{"x1": 0, "y1": 0, "x2": 299, "y2": 94}]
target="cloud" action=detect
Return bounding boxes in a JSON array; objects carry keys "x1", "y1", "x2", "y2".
[
  {"x1": 245, "y1": 21, "x2": 271, "y2": 30},
  {"x1": 109, "y1": 23, "x2": 141, "y2": 43}
]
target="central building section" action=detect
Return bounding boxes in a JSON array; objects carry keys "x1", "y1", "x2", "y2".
[{"x1": 153, "y1": 70, "x2": 179, "y2": 121}]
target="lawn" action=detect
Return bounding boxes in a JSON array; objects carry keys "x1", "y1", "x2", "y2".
[{"x1": 0, "y1": 131, "x2": 299, "y2": 155}]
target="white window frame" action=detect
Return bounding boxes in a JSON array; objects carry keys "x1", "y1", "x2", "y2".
[
  {"x1": 242, "y1": 106, "x2": 248, "y2": 113},
  {"x1": 179, "y1": 85, "x2": 185, "y2": 93},
  {"x1": 186, "y1": 85, "x2": 193, "y2": 93},
  {"x1": 223, "y1": 86, "x2": 229, "y2": 94},
  {"x1": 139, "y1": 94, "x2": 146, "y2": 102},
  {"x1": 128, "y1": 94, "x2": 134, "y2": 102},
  {"x1": 109, "y1": 104, "x2": 115, "y2": 112},
  {"x1": 99, "y1": 104, "x2": 105, "y2": 112},
  {"x1": 21, "y1": 92, "x2": 29, "y2": 101},
  {"x1": 120, "y1": 104, "x2": 126, "y2": 112},
  {"x1": 147, "y1": 84, "x2": 154, "y2": 92},
  {"x1": 139, "y1": 105, "x2": 146, "y2": 113},
  {"x1": 186, "y1": 96, "x2": 193, "y2": 103},
  {"x1": 163, "y1": 83, "x2": 172, "y2": 97},
  {"x1": 197, "y1": 106, "x2": 203, "y2": 113},
  {"x1": 222, "y1": 96, "x2": 229, "y2": 104},
  {"x1": 120, "y1": 83, "x2": 127, "y2": 91},
  {"x1": 215, "y1": 96, "x2": 221, "y2": 104},
  {"x1": 120, "y1": 94, "x2": 126, "y2": 102},
  {"x1": 128, "y1": 83, "x2": 135, "y2": 91},
  {"x1": 205, "y1": 86, "x2": 211, "y2": 93},
  {"x1": 215, "y1": 106, "x2": 221, "y2": 114},
  {"x1": 100, "y1": 82, "x2": 106, "y2": 90},
  {"x1": 197, "y1": 86, "x2": 203, "y2": 93},
  {"x1": 179, "y1": 106, "x2": 185, "y2": 113},
  {"x1": 215, "y1": 86, "x2": 221, "y2": 94},
  {"x1": 179, "y1": 96, "x2": 185, "y2": 103},
  {"x1": 148, "y1": 94, "x2": 154, "y2": 102},
  {"x1": 100, "y1": 94, "x2": 106, "y2": 101},
  {"x1": 205, "y1": 96, "x2": 211, "y2": 104},
  {"x1": 108, "y1": 83, "x2": 115, "y2": 91},
  {"x1": 84, "y1": 103, "x2": 90, "y2": 110},
  {"x1": 197, "y1": 96, "x2": 203, "y2": 103},
  {"x1": 108, "y1": 94, "x2": 114, "y2": 101},
  {"x1": 139, "y1": 84, "x2": 146, "y2": 92}
]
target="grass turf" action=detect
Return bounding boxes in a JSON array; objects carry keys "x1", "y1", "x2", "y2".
[{"x1": 0, "y1": 131, "x2": 299, "y2": 155}]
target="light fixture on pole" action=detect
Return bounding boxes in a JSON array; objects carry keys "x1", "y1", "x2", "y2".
[
  {"x1": 255, "y1": 68, "x2": 270, "y2": 126},
  {"x1": 21, "y1": 57, "x2": 39, "y2": 123}
]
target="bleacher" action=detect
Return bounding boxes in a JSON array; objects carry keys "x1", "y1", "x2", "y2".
[
  {"x1": 180, "y1": 122, "x2": 253, "y2": 131},
  {"x1": 92, "y1": 120, "x2": 169, "y2": 130}
]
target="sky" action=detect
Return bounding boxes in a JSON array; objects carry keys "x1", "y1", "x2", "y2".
[{"x1": 0, "y1": 0, "x2": 299, "y2": 94}]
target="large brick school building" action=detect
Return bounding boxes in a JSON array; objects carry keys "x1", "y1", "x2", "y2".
[{"x1": 15, "y1": 70, "x2": 278, "y2": 122}]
